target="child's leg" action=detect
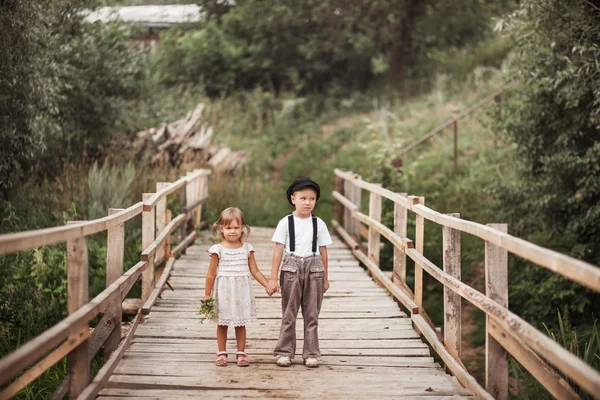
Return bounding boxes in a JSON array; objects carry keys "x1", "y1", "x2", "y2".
[
  {"x1": 217, "y1": 324, "x2": 228, "y2": 352},
  {"x1": 301, "y1": 257, "x2": 325, "y2": 360},
  {"x1": 234, "y1": 326, "x2": 246, "y2": 352},
  {"x1": 274, "y1": 256, "x2": 302, "y2": 359}
]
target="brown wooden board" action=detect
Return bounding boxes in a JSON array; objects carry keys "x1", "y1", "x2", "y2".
[{"x1": 91, "y1": 227, "x2": 473, "y2": 399}]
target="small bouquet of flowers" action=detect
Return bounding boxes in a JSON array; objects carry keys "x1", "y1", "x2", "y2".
[{"x1": 196, "y1": 298, "x2": 217, "y2": 323}]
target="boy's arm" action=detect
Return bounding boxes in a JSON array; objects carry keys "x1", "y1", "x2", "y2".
[
  {"x1": 319, "y1": 246, "x2": 330, "y2": 292},
  {"x1": 203, "y1": 254, "x2": 219, "y2": 300},
  {"x1": 270, "y1": 242, "x2": 284, "y2": 291}
]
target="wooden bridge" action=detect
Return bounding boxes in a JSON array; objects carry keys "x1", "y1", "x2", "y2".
[{"x1": 1, "y1": 168, "x2": 599, "y2": 399}]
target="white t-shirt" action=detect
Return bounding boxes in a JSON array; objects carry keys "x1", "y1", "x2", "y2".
[{"x1": 272, "y1": 214, "x2": 333, "y2": 257}]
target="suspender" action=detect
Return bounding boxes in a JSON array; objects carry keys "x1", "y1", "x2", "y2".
[
  {"x1": 288, "y1": 214, "x2": 296, "y2": 252},
  {"x1": 287, "y1": 214, "x2": 318, "y2": 254}
]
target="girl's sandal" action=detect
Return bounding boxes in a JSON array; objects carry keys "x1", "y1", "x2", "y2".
[
  {"x1": 236, "y1": 351, "x2": 249, "y2": 367},
  {"x1": 216, "y1": 351, "x2": 228, "y2": 367}
]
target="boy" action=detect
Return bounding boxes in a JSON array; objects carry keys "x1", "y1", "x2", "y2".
[{"x1": 269, "y1": 177, "x2": 332, "y2": 368}]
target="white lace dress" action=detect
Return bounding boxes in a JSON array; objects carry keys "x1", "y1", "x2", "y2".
[{"x1": 208, "y1": 243, "x2": 258, "y2": 326}]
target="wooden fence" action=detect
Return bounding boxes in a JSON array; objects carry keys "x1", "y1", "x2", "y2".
[
  {"x1": 398, "y1": 82, "x2": 515, "y2": 175},
  {"x1": 333, "y1": 169, "x2": 600, "y2": 400},
  {"x1": 0, "y1": 168, "x2": 210, "y2": 400}
]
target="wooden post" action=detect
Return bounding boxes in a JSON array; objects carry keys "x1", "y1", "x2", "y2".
[
  {"x1": 485, "y1": 223, "x2": 508, "y2": 400},
  {"x1": 179, "y1": 184, "x2": 187, "y2": 254},
  {"x1": 66, "y1": 229, "x2": 89, "y2": 397},
  {"x1": 412, "y1": 196, "x2": 425, "y2": 312},
  {"x1": 443, "y1": 213, "x2": 461, "y2": 359},
  {"x1": 335, "y1": 175, "x2": 344, "y2": 224},
  {"x1": 195, "y1": 176, "x2": 204, "y2": 227},
  {"x1": 343, "y1": 179, "x2": 352, "y2": 232},
  {"x1": 351, "y1": 176, "x2": 362, "y2": 246},
  {"x1": 368, "y1": 190, "x2": 382, "y2": 265},
  {"x1": 494, "y1": 94, "x2": 502, "y2": 147},
  {"x1": 141, "y1": 193, "x2": 155, "y2": 302},
  {"x1": 155, "y1": 182, "x2": 169, "y2": 264},
  {"x1": 393, "y1": 193, "x2": 408, "y2": 284},
  {"x1": 186, "y1": 173, "x2": 196, "y2": 233},
  {"x1": 453, "y1": 120, "x2": 458, "y2": 176},
  {"x1": 104, "y1": 209, "x2": 124, "y2": 359},
  {"x1": 165, "y1": 209, "x2": 172, "y2": 259}
]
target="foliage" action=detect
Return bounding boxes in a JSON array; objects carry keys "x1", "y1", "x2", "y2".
[
  {"x1": 0, "y1": 0, "x2": 146, "y2": 201},
  {"x1": 87, "y1": 161, "x2": 136, "y2": 219},
  {"x1": 509, "y1": 310, "x2": 600, "y2": 399},
  {"x1": 156, "y1": 0, "x2": 515, "y2": 95},
  {"x1": 494, "y1": 0, "x2": 600, "y2": 325}
]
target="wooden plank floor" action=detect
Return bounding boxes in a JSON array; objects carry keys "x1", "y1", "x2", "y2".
[{"x1": 99, "y1": 227, "x2": 473, "y2": 399}]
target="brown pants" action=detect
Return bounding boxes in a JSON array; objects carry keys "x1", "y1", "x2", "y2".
[{"x1": 274, "y1": 253, "x2": 325, "y2": 359}]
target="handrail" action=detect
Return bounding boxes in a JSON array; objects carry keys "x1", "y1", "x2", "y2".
[
  {"x1": 0, "y1": 203, "x2": 144, "y2": 255},
  {"x1": 398, "y1": 82, "x2": 516, "y2": 157},
  {"x1": 0, "y1": 168, "x2": 211, "y2": 399},
  {"x1": 334, "y1": 169, "x2": 600, "y2": 293},
  {"x1": 332, "y1": 170, "x2": 598, "y2": 399}
]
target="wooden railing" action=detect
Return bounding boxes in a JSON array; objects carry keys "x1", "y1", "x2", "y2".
[
  {"x1": 333, "y1": 169, "x2": 600, "y2": 400},
  {"x1": 0, "y1": 168, "x2": 210, "y2": 400},
  {"x1": 398, "y1": 82, "x2": 515, "y2": 175}
]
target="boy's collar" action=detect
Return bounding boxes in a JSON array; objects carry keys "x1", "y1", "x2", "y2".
[{"x1": 292, "y1": 211, "x2": 313, "y2": 219}]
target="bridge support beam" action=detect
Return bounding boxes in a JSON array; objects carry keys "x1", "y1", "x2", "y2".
[{"x1": 485, "y1": 223, "x2": 508, "y2": 400}]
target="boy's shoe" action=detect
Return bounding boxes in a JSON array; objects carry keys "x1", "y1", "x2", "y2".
[
  {"x1": 276, "y1": 356, "x2": 292, "y2": 367},
  {"x1": 304, "y1": 358, "x2": 319, "y2": 368}
]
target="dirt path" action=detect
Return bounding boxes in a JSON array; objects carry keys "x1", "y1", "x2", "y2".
[{"x1": 272, "y1": 112, "x2": 374, "y2": 172}]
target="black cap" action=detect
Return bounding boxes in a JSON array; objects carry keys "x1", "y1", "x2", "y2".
[{"x1": 286, "y1": 178, "x2": 321, "y2": 206}]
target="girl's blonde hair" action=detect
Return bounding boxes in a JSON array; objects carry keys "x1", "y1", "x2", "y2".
[{"x1": 212, "y1": 207, "x2": 251, "y2": 241}]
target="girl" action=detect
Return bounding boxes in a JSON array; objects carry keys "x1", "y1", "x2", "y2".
[{"x1": 203, "y1": 207, "x2": 275, "y2": 367}]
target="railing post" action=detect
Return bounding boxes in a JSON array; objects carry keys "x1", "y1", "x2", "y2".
[
  {"x1": 165, "y1": 209, "x2": 172, "y2": 259},
  {"x1": 186, "y1": 172, "x2": 196, "y2": 232},
  {"x1": 142, "y1": 193, "x2": 155, "y2": 302},
  {"x1": 485, "y1": 223, "x2": 508, "y2": 400},
  {"x1": 335, "y1": 175, "x2": 344, "y2": 224},
  {"x1": 411, "y1": 196, "x2": 425, "y2": 312},
  {"x1": 195, "y1": 175, "x2": 204, "y2": 227},
  {"x1": 351, "y1": 175, "x2": 362, "y2": 246},
  {"x1": 453, "y1": 120, "x2": 458, "y2": 176},
  {"x1": 343, "y1": 178, "x2": 352, "y2": 233},
  {"x1": 155, "y1": 182, "x2": 169, "y2": 264},
  {"x1": 179, "y1": 183, "x2": 187, "y2": 254},
  {"x1": 66, "y1": 227, "x2": 89, "y2": 397},
  {"x1": 393, "y1": 193, "x2": 408, "y2": 284},
  {"x1": 104, "y1": 208, "x2": 124, "y2": 359},
  {"x1": 368, "y1": 190, "x2": 382, "y2": 265},
  {"x1": 443, "y1": 213, "x2": 461, "y2": 360}
]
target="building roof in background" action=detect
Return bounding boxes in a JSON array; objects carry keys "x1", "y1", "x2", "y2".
[{"x1": 84, "y1": 5, "x2": 202, "y2": 28}]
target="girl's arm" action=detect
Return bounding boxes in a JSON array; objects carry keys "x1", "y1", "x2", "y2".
[
  {"x1": 319, "y1": 246, "x2": 330, "y2": 292},
  {"x1": 249, "y1": 252, "x2": 270, "y2": 289},
  {"x1": 203, "y1": 254, "x2": 219, "y2": 301},
  {"x1": 270, "y1": 243, "x2": 284, "y2": 291}
]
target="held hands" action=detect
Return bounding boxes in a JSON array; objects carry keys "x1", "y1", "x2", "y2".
[
  {"x1": 202, "y1": 294, "x2": 211, "y2": 301},
  {"x1": 265, "y1": 279, "x2": 280, "y2": 297}
]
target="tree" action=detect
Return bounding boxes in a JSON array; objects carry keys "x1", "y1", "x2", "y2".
[{"x1": 497, "y1": 0, "x2": 600, "y2": 325}]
